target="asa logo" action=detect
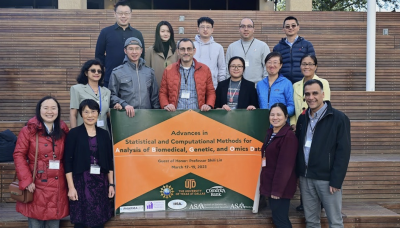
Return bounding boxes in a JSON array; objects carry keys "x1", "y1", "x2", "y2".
[
  {"x1": 230, "y1": 203, "x2": 246, "y2": 209},
  {"x1": 188, "y1": 203, "x2": 205, "y2": 210},
  {"x1": 168, "y1": 199, "x2": 187, "y2": 210},
  {"x1": 205, "y1": 186, "x2": 226, "y2": 196}
]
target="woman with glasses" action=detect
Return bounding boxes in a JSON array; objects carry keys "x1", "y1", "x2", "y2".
[
  {"x1": 145, "y1": 21, "x2": 178, "y2": 86},
  {"x1": 257, "y1": 52, "x2": 294, "y2": 117},
  {"x1": 290, "y1": 54, "x2": 330, "y2": 131},
  {"x1": 70, "y1": 59, "x2": 111, "y2": 133},
  {"x1": 64, "y1": 99, "x2": 114, "y2": 228},
  {"x1": 13, "y1": 96, "x2": 69, "y2": 228},
  {"x1": 215, "y1": 56, "x2": 258, "y2": 110}
]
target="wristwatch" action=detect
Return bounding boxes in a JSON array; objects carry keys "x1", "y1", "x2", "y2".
[{"x1": 109, "y1": 183, "x2": 115, "y2": 187}]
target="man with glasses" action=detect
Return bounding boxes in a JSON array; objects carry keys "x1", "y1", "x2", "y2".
[
  {"x1": 109, "y1": 37, "x2": 159, "y2": 118},
  {"x1": 95, "y1": 0, "x2": 145, "y2": 87},
  {"x1": 273, "y1": 16, "x2": 315, "y2": 84},
  {"x1": 160, "y1": 38, "x2": 215, "y2": 112},
  {"x1": 194, "y1": 17, "x2": 226, "y2": 89},
  {"x1": 226, "y1": 18, "x2": 270, "y2": 84}
]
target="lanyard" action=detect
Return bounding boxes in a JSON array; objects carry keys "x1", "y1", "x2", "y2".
[
  {"x1": 241, "y1": 38, "x2": 255, "y2": 58},
  {"x1": 89, "y1": 85, "x2": 102, "y2": 115},
  {"x1": 308, "y1": 107, "x2": 327, "y2": 134},
  {"x1": 183, "y1": 68, "x2": 192, "y2": 86}
]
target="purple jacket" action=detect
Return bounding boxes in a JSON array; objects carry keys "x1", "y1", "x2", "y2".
[{"x1": 260, "y1": 124, "x2": 298, "y2": 199}]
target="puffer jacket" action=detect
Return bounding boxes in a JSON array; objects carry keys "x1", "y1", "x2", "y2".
[
  {"x1": 159, "y1": 58, "x2": 216, "y2": 109},
  {"x1": 13, "y1": 117, "x2": 69, "y2": 220},
  {"x1": 109, "y1": 57, "x2": 160, "y2": 109},
  {"x1": 273, "y1": 36, "x2": 315, "y2": 84}
]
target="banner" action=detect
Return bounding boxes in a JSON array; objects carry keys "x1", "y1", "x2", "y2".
[{"x1": 111, "y1": 109, "x2": 269, "y2": 213}]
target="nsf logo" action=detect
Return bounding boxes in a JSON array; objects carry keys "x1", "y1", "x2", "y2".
[{"x1": 160, "y1": 185, "x2": 174, "y2": 198}]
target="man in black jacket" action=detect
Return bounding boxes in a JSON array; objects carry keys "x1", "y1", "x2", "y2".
[
  {"x1": 273, "y1": 16, "x2": 315, "y2": 84},
  {"x1": 296, "y1": 79, "x2": 351, "y2": 228}
]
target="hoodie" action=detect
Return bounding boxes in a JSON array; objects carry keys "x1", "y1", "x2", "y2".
[{"x1": 194, "y1": 35, "x2": 226, "y2": 89}]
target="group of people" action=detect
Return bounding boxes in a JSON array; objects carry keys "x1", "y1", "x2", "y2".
[{"x1": 12, "y1": 0, "x2": 351, "y2": 228}]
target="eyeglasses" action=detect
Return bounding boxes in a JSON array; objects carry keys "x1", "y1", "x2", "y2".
[
  {"x1": 285, "y1": 24, "x2": 297, "y2": 29},
  {"x1": 89, "y1": 69, "x2": 103, "y2": 74},
  {"x1": 230, "y1": 65, "x2": 244, "y2": 69},
  {"x1": 301, "y1": 63, "x2": 316, "y2": 67},
  {"x1": 127, "y1": 47, "x2": 141, "y2": 52},
  {"x1": 179, "y1": 47, "x2": 194, "y2": 53},
  {"x1": 266, "y1": 61, "x2": 280, "y2": 66},
  {"x1": 199, "y1": 26, "x2": 212, "y2": 30},
  {"x1": 82, "y1": 110, "x2": 98, "y2": 116},
  {"x1": 116, "y1": 11, "x2": 131, "y2": 16},
  {"x1": 239, "y1": 25, "x2": 254, "y2": 29}
]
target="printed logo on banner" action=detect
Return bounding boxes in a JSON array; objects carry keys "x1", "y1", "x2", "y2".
[
  {"x1": 160, "y1": 185, "x2": 174, "y2": 198},
  {"x1": 205, "y1": 186, "x2": 226, "y2": 196},
  {"x1": 120, "y1": 205, "x2": 144, "y2": 213},
  {"x1": 168, "y1": 199, "x2": 187, "y2": 210},
  {"x1": 145, "y1": 200, "x2": 166, "y2": 211},
  {"x1": 185, "y1": 179, "x2": 196, "y2": 189},
  {"x1": 230, "y1": 202, "x2": 252, "y2": 209},
  {"x1": 188, "y1": 203, "x2": 205, "y2": 210}
]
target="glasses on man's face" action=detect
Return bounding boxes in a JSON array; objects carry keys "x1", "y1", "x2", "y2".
[
  {"x1": 116, "y1": 11, "x2": 131, "y2": 16},
  {"x1": 127, "y1": 47, "x2": 141, "y2": 52},
  {"x1": 199, "y1": 26, "x2": 212, "y2": 30},
  {"x1": 89, "y1": 69, "x2": 103, "y2": 74},
  {"x1": 83, "y1": 110, "x2": 98, "y2": 116},
  {"x1": 239, "y1": 24, "x2": 254, "y2": 29},
  {"x1": 285, "y1": 24, "x2": 297, "y2": 29},
  {"x1": 266, "y1": 61, "x2": 280, "y2": 66},
  {"x1": 301, "y1": 63, "x2": 316, "y2": 67},
  {"x1": 179, "y1": 47, "x2": 193, "y2": 53},
  {"x1": 230, "y1": 65, "x2": 244, "y2": 69}
]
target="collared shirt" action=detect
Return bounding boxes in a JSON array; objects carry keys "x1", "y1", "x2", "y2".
[
  {"x1": 177, "y1": 62, "x2": 198, "y2": 110},
  {"x1": 285, "y1": 35, "x2": 299, "y2": 47},
  {"x1": 44, "y1": 123, "x2": 54, "y2": 134},
  {"x1": 304, "y1": 102, "x2": 328, "y2": 166},
  {"x1": 95, "y1": 23, "x2": 145, "y2": 86}
]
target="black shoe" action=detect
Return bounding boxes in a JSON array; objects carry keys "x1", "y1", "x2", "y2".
[
  {"x1": 258, "y1": 195, "x2": 267, "y2": 210},
  {"x1": 296, "y1": 204, "x2": 304, "y2": 211}
]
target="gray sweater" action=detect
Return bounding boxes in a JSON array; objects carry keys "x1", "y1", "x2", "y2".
[
  {"x1": 108, "y1": 57, "x2": 160, "y2": 109},
  {"x1": 226, "y1": 38, "x2": 270, "y2": 84}
]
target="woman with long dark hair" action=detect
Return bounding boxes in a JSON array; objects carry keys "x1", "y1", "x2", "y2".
[
  {"x1": 145, "y1": 21, "x2": 178, "y2": 86},
  {"x1": 64, "y1": 99, "x2": 114, "y2": 228},
  {"x1": 70, "y1": 59, "x2": 111, "y2": 133},
  {"x1": 13, "y1": 96, "x2": 69, "y2": 228}
]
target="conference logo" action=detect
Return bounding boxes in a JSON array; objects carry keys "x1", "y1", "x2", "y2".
[
  {"x1": 168, "y1": 199, "x2": 187, "y2": 210},
  {"x1": 185, "y1": 179, "x2": 196, "y2": 189},
  {"x1": 119, "y1": 205, "x2": 144, "y2": 212},
  {"x1": 188, "y1": 203, "x2": 205, "y2": 210},
  {"x1": 145, "y1": 200, "x2": 166, "y2": 212},
  {"x1": 160, "y1": 184, "x2": 174, "y2": 198},
  {"x1": 205, "y1": 186, "x2": 226, "y2": 196}
]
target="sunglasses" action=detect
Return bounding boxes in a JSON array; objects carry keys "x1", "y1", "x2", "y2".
[
  {"x1": 285, "y1": 24, "x2": 297, "y2": 29},
  {"x1": 89, "y1": 69, "x2": 103, "y2": 74}
]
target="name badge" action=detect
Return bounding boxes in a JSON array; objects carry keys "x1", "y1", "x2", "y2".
[
  {"x1": 245, "y1": 60, "x2": 250, "y2": 67},
  {"x1": 49, "y1": 160, "x2": 60, "y2": 170},
  {"x1": 262, "y1": 157, "x2": 266, "y2": 167},
  {"x1": 97, "y1": 120, "x2": 104, "y2": 127},
  {"x1": 305, "y1": 140, "x2": 312, "y2": 148},
  {"x1": 181, "y1": 91, "x2": 190, "y2": 99},
  {"x1": 90, "y1": 164, "x2": 101, "y2": 175}
]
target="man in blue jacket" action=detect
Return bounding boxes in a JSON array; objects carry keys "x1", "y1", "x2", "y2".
[
  {"x1": 273, "y1": 16, "x2": 315, "y2": 84},
  {"x1": 296, "y1": 79, "x2": 351, "y2": 228}
]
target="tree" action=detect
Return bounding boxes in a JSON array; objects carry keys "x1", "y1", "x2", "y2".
[{"x1": 274, "y1": 0, "x2": 399, "y2": 11}]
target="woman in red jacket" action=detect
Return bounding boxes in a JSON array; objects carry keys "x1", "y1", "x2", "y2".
[
  {"x1": 13, "y1": 96, "x2": 69, "y2": 228},
  {"x1": 260, "y1": 103, "x2": 298, "y2": 228}
]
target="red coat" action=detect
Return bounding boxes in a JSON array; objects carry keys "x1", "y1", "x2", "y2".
[
  {"x1": 159, "y1": 58, "x2": 216, "y2": 108},
  {"x1": 13, "y1": 117, "x2": 69, "y2": 220},
  {"x1": 260, "y1": 124, "x2": 298, "y2": 199}
]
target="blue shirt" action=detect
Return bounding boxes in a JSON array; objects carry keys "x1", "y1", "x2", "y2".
[
  {"x1": 285, "y1": 36, "x2": 299, "y2": 47},
  {"x1": 177, "y1": 62, "x2": 198, "y2": 110},
  {"x1": 95, "y1": 23, "x2": 145, "y2": 87}
]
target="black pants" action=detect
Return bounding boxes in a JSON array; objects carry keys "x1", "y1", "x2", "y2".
[
  {"x1": 74, "y1": 224, "x2": 104, "y2": 228},
  {"x1": 268, "y1": 197, "x2": 292, "y2": 228}
]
